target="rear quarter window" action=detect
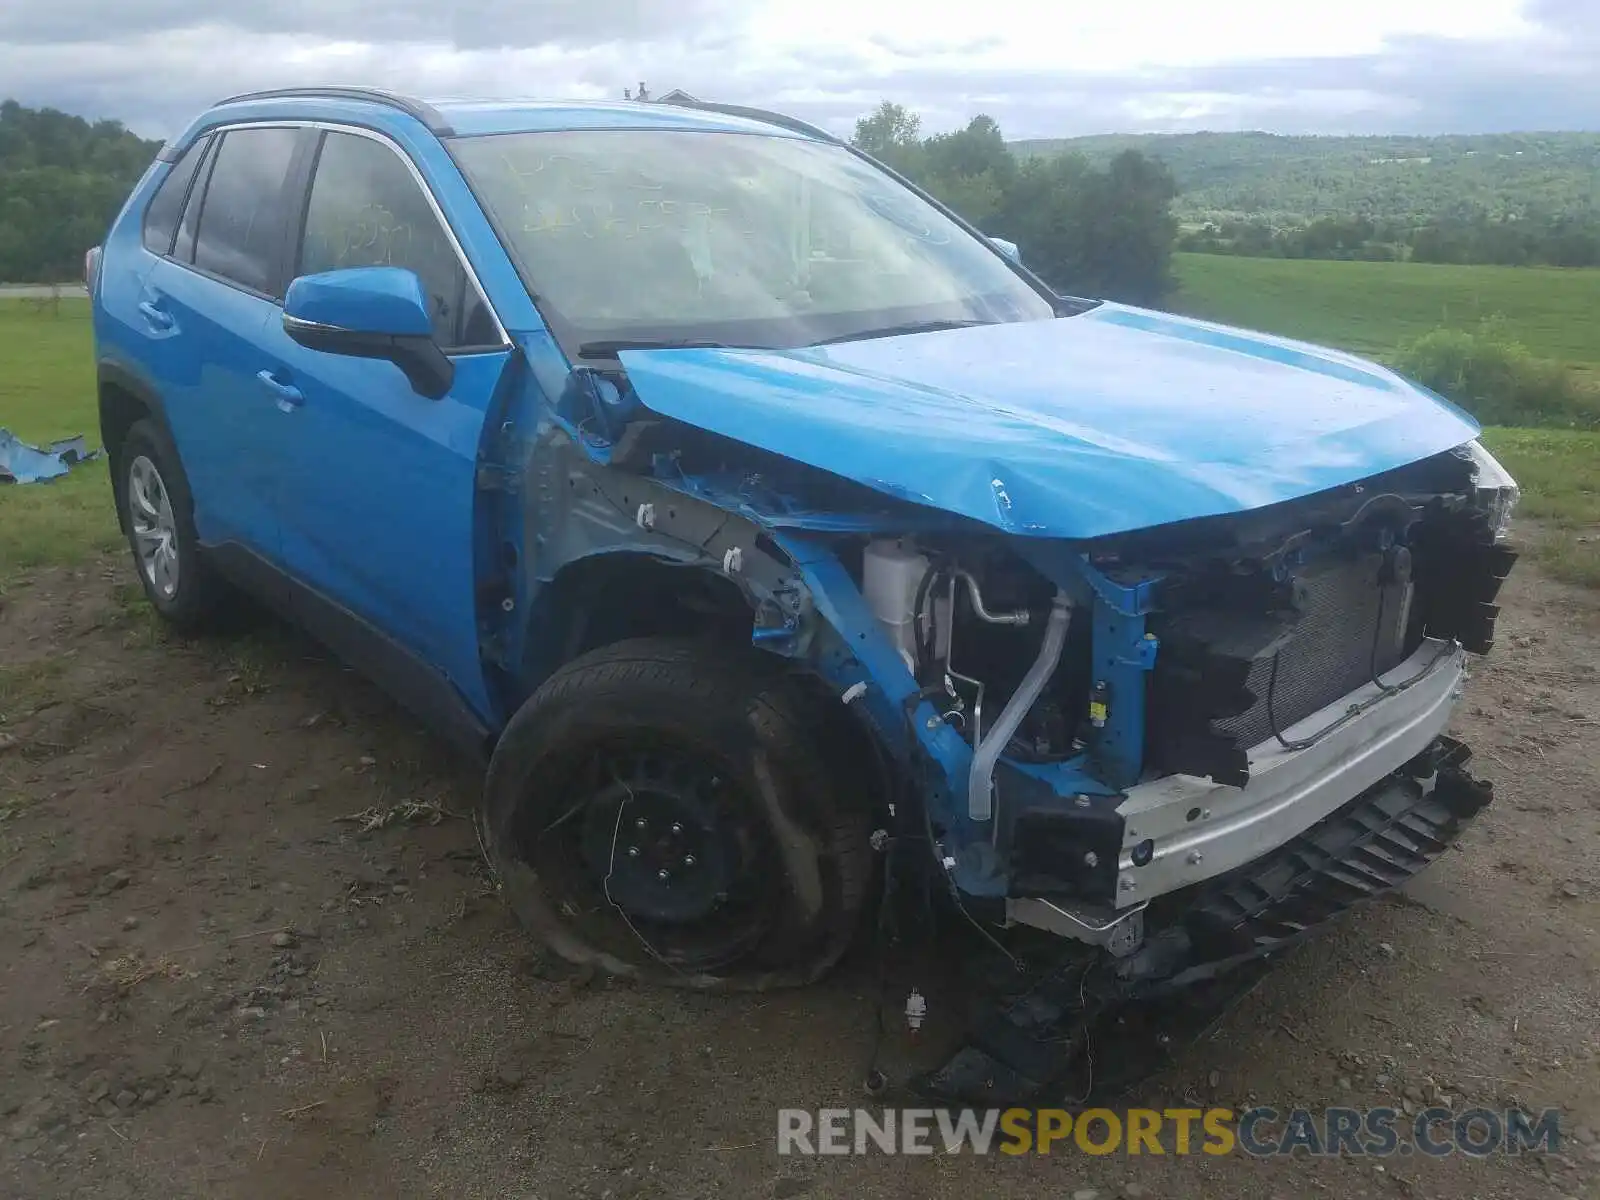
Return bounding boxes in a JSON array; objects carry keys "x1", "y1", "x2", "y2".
[{"x1": 142, "y1": 135, "x2": 210, "y2": 256}]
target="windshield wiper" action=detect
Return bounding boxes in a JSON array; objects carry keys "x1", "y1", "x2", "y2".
[
  {"x1": 577, "y1": 337, "x2": 754, "y2": 358},
  {"x1": 811, "y1": 318, "x2": 994, "y2": 346}
]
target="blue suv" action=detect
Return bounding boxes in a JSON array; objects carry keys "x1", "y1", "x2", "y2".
[{"x1": 90, "y1": 88, "x2": 1517, "y2": 1078}]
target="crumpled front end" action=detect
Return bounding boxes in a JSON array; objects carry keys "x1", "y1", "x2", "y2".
[
  {"x1": 517, "y1": 329, "x2": 1518, "y2": 1098},
  {"x1": 747, "y1": 442, "x2": 1517, "y2": 1101},
  {"x1": 766, "y1": 443, "x2": 1515, "y2": 924}
]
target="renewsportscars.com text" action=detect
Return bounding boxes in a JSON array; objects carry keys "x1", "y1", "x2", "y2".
[{"x1": 777, "y1": 1106, "x2": 1563, "y2": 1157}]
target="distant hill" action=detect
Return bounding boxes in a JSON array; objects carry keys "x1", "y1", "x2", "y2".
[
  {"x1": 0, "y1": 100, "x2": 161, "y2": 283},
  {"x1": 1009, "y1": 131, "x2": 1600, "y2": 227}
]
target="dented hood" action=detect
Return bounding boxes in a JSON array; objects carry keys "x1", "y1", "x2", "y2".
[{"x1": 617, "y1": 302, "x2": 1480, "y2": 539}]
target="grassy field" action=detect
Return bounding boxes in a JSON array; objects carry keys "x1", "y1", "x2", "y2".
[
  {"x1": 1480, "y1": 428, "x2": 1600, "y2": 587},
  {"x1": 0, "y1": 296, "x2": 1594, "y2": 589},
  {"x1": 1172, "y1": 253, "x2": 1600, "y2": 372},
  {"x1": 0, "y1": 299, "x2": 119, "y2": 574}
]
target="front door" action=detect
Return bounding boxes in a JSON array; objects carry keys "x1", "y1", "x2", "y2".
[{"x1": 258, "y1": 126, "x2": 510, "y2": 723}]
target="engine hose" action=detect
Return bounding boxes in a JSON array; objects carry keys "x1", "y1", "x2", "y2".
[{"x1": 966, "y1": 590, "x2": 1071, "y2": 821}]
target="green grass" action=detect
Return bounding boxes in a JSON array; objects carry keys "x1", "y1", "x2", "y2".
[
  {"x1": 1480, "y1": 427, "x2": 1600, "y2": 588},
  {"x1": 1172, "y1": 253, "x2": 1600, "y2": 372},
  {"x1": 0, "y1": 298, "x2": 120, "y2": 572}
]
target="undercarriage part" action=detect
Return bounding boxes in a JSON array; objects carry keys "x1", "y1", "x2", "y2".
[
  {"x1": 1007, "y1": 896, "x2": 1146, "y2": 957},
  {"x1": 905, "y1": 736, "x2": 1490, "y2": 1105},
  {"x1": 1006, "y1": 801, "x2": 1125, "y2": 901},
  {"x1": 967, "y1": 591, "x2": 1071, "y2": 820}
]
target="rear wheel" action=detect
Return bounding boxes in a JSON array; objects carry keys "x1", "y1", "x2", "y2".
[
  {"x1": 481, "y1": 638, "x2": 871, "y2": 988},
  {"x1": 116, "y1": 419, "x2": 225, "y2": 630}
]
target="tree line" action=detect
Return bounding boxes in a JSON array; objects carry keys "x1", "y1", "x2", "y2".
[
  {"x1": 7, "y1": 92, "x2": 1589, "y2": 290},
  {"x1": 0, "y1": 100, "x2": 161, "y2": 283},
  {"x1": 851, "y1": 102, "x2": 1178, "y2": 305},
  {"x1": 1180, "y1": 214, "x2": 1600, "y2": 268}
]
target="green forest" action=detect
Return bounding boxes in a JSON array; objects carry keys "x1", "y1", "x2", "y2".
[
  {"x1": 1012, "y1": 130, "x2": 1600, "y2": 224},
  {"x1": 1015, "y1": 130, "x2": 1600, "y2": 267},
  {"x1": 0, "y1": 101, "x2": 161, "y2": 283},
  {"x1": 851, "y1": 102, "x2": 1178, "y2": 304}
]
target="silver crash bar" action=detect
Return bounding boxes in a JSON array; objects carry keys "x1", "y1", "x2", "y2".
[
  {"x1": 1006, "y1": 637, "x2": 1467, "y2": 947},
  {"x1": 1111, "y1": 637, "x2": 1466, "y2": 907}
]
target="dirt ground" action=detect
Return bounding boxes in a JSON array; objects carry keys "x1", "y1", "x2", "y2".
[{"x1": 1, "y1": 550, "x2": 1597, "y2": 1200}]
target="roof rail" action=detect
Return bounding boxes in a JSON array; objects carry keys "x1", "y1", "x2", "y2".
[
  {"x1": 214, "y1": 86, "x2": 455, "y2": 136},
  {"x1": 660, "y1": 97, "x2": 838, "y2": 143}
]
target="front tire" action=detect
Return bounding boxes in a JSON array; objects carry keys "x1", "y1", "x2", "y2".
[
  {"x1": 116, "y1": 419, "x2": 225, "y2": 630},
  {"x1": 481, "y1": 638, "x2": 871, "y2": 989}
]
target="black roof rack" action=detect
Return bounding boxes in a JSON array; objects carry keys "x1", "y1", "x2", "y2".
[
  {"x1": 659, "y1": 97, "x2": 838, "y2": 143},
  {"x1": 214, "y1": 86, "x2": 455, "y2": 136}
]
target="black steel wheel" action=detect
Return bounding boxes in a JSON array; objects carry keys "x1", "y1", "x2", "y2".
[{"x1": 481, "y1": 638, "x2": 872, "y2": 988}]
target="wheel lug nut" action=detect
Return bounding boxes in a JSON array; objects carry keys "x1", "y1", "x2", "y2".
[
  {"x1": 634, "y1": 818, "x2": 647, "y2": 830},
  {"x1": 657, "y1": 869, "x2": 670, "y2": 881},
  {"x1": 670, "y1": 822, "x2": 682, "y2": 835},
  {"x1": 683, "y1": 855, "x2": 696, "y2": 866},
  {"x1": 626, "y1": 846, "x2": 639, "y2": 858}
]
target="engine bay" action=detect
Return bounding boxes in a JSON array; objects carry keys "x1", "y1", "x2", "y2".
[{"x1": 838, "y1": 443, "x2": 1517, "y2": 801}]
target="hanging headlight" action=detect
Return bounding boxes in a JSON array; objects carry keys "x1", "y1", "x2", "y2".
[{"x1": 1455, "y1": 440, "x2": 1520, "y2": 542}]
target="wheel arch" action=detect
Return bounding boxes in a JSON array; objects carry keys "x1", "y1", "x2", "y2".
[
  {"x1": 513, "y1": 546, "x2": 898, "y2": 821},
  {"x1": 518, "y1": 549, "x2": 758, "y2": 691},
  {"x1": 97, "y1": 360, "x2": 171, "y2": 531}
]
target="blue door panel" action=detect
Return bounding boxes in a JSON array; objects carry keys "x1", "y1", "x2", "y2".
[
  {"x1": 258, "y1": 317, "x2": 506, "y2": 720},
  {"x1": 140, "y1": 261, "x2": 282, "y2": 555}
]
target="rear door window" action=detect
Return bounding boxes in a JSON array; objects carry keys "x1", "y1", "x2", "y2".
[
  {"x1": 190, "y1": 126, "x2": 300, "y2": 295},
  {"x1": 142, "y1": 135, "x2": 210, "y2": 256},
  {"x1": 297, "y1": 130, "x2": 495, "y2": 348}
]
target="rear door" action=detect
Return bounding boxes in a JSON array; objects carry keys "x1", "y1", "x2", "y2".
[
  {"x1": 257, "y1": 126, "x2": 511, "y2": 718},
  {"x1": 140, "y1": 124, "x2": 305, "y2": 560}
]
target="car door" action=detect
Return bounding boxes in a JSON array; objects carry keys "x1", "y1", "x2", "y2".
[
  {"x1": 256, "y1": 126, "x2": 511, "y2": 720},
  {"x1": 139, "y1": 124, "x2": 304, "y2": 568}
]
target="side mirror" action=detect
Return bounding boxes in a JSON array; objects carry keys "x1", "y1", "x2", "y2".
[
  {"x1": 986, "y1": 235, "x2": 1021, "y2": 265},
  {"x1": 282, "y1": 267, "x2": 453, "y2": 399}
]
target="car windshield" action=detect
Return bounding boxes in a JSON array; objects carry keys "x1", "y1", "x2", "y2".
[{"x1": 449, "y1": 129, "x2": 1060, "y2": 355}]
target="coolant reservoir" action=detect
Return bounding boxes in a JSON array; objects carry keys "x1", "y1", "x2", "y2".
[{"x1": 862, "y1": 540, "x2": 929, "y2": 675}]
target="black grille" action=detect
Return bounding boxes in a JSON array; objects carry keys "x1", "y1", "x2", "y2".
[{"x1": 1214, "y1": 553, "x2": 1415, "y2": 749}]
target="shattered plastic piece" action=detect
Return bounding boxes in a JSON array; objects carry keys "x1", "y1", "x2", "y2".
[{"x1": 0, "y1": 428, "x2": 99, "y2": 484}]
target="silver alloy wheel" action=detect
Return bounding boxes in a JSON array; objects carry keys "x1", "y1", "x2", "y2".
[{"x1": 127, "y1": 454, "x2": 180, "y2": 600}]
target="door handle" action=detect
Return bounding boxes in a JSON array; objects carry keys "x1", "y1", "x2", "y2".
[
  {"x1": 138, "y1": 300, "x2": 174, "y2": 331},
  {"x1": 256, "y1": 369, "x2": 304, "y2": 412}
]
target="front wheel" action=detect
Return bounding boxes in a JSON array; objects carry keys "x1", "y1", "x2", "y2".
[{"x1": 480, "y1": 638, "x2": 872, "y2": 989}]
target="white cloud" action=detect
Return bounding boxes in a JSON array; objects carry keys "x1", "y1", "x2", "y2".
[{"x1": 0, "y1": 0, "x2": 1593, "y2": 139}]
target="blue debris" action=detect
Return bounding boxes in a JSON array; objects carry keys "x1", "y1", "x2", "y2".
[{"x1": 0, "y1": 429, "x2": 99, "y2": 485}]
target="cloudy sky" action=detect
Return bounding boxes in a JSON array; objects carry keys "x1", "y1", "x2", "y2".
[{"x1": 3, "y1": 0, "x2": 1596, "y2": 140}]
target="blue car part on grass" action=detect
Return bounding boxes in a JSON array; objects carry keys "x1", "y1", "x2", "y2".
[
  {"x1": 86, "y1": 87, "x2": 1519, "y2": 1028},
  {"x1": 0, "y1": 429, "x2": 97, "y2": 484}
]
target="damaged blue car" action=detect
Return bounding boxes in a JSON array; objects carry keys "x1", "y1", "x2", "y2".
[{"x1": 89, "y1": 88, "x2": 1518, "y2": 1094}]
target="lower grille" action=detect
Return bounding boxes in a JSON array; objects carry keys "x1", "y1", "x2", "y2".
[
  {"x1": 1214, "y1": 552, "x2": 1416, "y2": 750},
  {"x1": 1184, "y1": 735, "x2": 1491, "y2": 957}
]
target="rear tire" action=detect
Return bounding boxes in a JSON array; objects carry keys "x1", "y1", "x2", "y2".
[
  {"x1": 116, "y1": 419, "x2": 225, "y2": 630},
  {"x1": 481, "y1": 638, "x2": 872, "y2": 989}
]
